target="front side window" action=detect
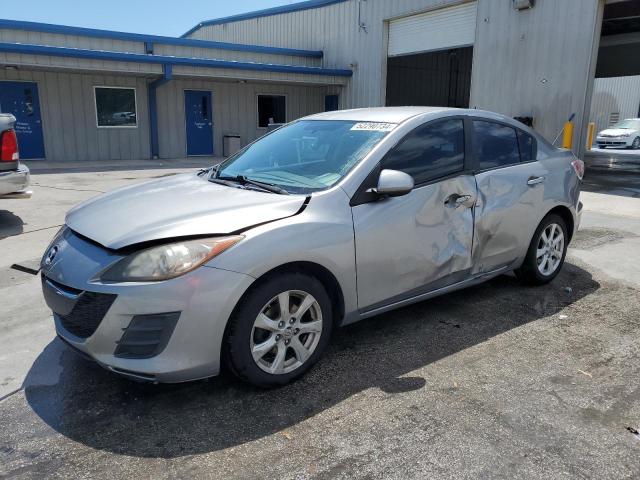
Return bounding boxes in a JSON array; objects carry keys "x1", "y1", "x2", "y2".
[
  {"x1": 94, "y1": 87, "x2": 137, "y2": 128},
  {"x1": 382, "y1": 119, "x2": 465, "y2": 185},
  {"x1": 473, "y1": 120, "x2": 520, "y2": 170},
  {"x1": 216, "y1": 120, "x2": 394, "y2": 194},
  {"x1": 258, "y1": 95, "x2": 286, "y2": 128}
]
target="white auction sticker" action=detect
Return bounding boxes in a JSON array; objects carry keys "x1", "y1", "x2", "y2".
[{"x1": 350, "y1": 122, "x2": 396, "y2": 132}]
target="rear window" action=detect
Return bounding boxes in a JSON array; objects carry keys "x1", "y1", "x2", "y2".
[
  {"x1": 473, "y1": 121, "x2": 520, "y2": 170},
  {"x1": 517, "y1": 130, "x2": 536, "y2": 163}
]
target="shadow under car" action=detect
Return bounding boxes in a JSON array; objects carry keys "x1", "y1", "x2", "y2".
[{"x1": 23, "y1": 262, "x2": 599, "y2": 458}]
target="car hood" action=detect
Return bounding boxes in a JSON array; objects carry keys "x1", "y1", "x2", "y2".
[
  {"x1": 598, "y1": 128, "x2": 636, "y2": 136},
  {"x1": 66, "y1": 173, "x2": 307, "y2": 249}
]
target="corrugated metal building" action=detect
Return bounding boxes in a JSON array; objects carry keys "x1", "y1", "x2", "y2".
[{"x1": 0, "y1": 0, "x2": 635, "y2": 162}]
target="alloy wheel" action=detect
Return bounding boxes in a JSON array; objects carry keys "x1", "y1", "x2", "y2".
[
  {"x1": 250, "y1": 290, "x2": 323, "y2": 375},
  {"x1": 536, "y1": 223, "x2": 564, "y2": 276},
  {"x1": 632, "y1": 137, "x2": 640, "y2": 149}
]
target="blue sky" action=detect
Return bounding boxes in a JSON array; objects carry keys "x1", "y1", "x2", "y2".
[{"x1": 2, "y1": 0, "x2": 300, "y2": 37}]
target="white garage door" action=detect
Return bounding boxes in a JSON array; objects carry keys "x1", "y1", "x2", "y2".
[{"x1": 388, "y1": 2, "x2": 478, "y2": 57}]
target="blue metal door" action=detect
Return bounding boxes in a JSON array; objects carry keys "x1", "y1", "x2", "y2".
[
  {"x1": 0, "y1": 81, "x2": 45, "y2": 159},
  {"x1": 185, "y1": 90, "x2": 214, "y2": 156}
]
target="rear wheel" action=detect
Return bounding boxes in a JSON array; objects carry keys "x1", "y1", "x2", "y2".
[
  {"x1": 223, "y1": 272, "x2": 333, "y2": 387},
  {"x1": 515, "y1": 214, "x2": 568, "y2": 285}
]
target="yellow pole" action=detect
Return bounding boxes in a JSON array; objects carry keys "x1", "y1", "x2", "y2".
[
  {"x1": 562, "y1": 121, "x2": 574, "y2": 149},
  {"x1": 586, "y1": 122, "x2": 595, "y2": 150}
]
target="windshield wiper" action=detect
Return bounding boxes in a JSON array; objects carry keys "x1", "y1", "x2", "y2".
[{"x1": 215, "y1": 175, "x2": 289, "y2": 195}]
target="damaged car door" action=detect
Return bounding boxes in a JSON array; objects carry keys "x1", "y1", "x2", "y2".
[
  {"x1": 470, "y1": 119, "x2": 548, "y2": 274},
  {"x1": 351, "y1": 117, "x2": 477, "y2": 312}
]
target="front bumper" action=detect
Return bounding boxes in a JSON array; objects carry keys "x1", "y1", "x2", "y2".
[
  {"x1": 41, "y1": 229, "x2": 254, "y2": 383},
  {"x1": 596, "y1": 136, "x2": 632, "y2": 148},
  {"x1": 0, "y1": 164, "x2": 31, "y2": 198}
]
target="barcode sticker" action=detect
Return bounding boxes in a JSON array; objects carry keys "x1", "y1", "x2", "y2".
[{"x1": 350, "y1": 122, "x2": 396, "y2": 132}]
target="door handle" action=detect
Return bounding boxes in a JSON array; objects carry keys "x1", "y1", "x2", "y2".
[
  {"x1": 444, "y1": 193, "x2": 473, "y2": 208},
  {"x1": 527, "y1": 176, "x2": 545, "y2": 186}
]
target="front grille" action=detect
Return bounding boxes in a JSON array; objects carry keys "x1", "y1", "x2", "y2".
[{"x1": 57, "y1": 289, "x2": 117, "y2": 338}]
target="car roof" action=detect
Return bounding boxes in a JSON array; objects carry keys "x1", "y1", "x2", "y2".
[
  {"x1": 303, "y1": 106, "x2": 457, "y2": 123},
  {"x1": 302, "y1": 106, "x2": 536, "y2": 129}
]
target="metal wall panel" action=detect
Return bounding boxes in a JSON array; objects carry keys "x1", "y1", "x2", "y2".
[
  {"x1": 470, "y1": 0, "x2": 602, "y2": 147},
  {"x1": 0, "y1": 28, "x2": 321, "y2": 68},
  {"x1": 171, "y1": 65, "x2": 348, "y2": 86},
  {"x1": 388, "y1": 2, "x2": 477, "y2": 56},
  {"x1": 155, "y1": 78, "x2": 325, "y2": 158},
  {"x1": 0, "y1": 69, "x2": 151, "y2": 161},
  {"x1": 589, "y1": 75, "x2": 640, "y2": 134},
  {"x1": 0, "y1": 50, "x2": 162, "y2": 75},
  {"x1": 189, "y1": 0, "x2": 482, "y2": 109},
  {"x1": 0, "y1": 29, "x2": 145, "y2": 54},
  {"x1": 190, "y1": 0, "x2": 602, "y2": 148},
  {"x1": 155, "y1": 44, "x2": 320, "y2": 67}
]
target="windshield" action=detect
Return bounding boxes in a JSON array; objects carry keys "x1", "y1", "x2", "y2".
[
  {"x1": 214, "y1": 120, "x2": 395, "y2": 194},
  {"x1": 612, "y1": 120, "x2": 640, "y2": 129}
]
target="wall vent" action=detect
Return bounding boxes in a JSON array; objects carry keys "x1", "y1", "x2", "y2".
[
  {"x1": 609, "y1": 112, "x2": 620, "y2": 126},
  {"x1": 513, "y1": 0, "x2": 535, "y2": 10}
]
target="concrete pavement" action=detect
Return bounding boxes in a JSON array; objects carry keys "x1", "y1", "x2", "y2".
[{"x1": 0, "y1": 163, "x2": 639, "y2": 479}]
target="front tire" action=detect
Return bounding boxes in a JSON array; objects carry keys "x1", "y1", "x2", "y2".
[
  {"x1": 631, "y1": 137, "x2": 640, "y2": 150},
  {"x1": 223, "y1": 272, "x2": 333, "y2": 388},
  {"x1": 515, "y1": 214, "x2": 568, "y2": 285}
]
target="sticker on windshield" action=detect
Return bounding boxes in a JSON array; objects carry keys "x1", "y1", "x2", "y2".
[{"x1": 350, "y1": 122, "x2": 396, "y2": 132}]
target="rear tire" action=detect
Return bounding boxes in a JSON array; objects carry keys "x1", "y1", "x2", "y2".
[
  {"x1": 223, "y1": 272, "x2": 333, "y2": 388},
  {"x1": 515, "y1": 214, "x2": 568, "y2": 286}
]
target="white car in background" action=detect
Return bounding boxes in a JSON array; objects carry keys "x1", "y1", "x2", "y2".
[{"x1": 596, "y1": 118, "x2": 640, "y2": 149}]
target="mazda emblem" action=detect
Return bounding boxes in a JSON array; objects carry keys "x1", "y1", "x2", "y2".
[{"x1": 44, "y1": 245, "x2": 59, "y2": 266}]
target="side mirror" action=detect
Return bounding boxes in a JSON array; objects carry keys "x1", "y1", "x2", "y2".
[{"x1": 368, "y1": 169, "x2": 414, "y2": 197}]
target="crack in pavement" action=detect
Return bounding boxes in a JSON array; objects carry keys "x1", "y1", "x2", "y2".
[
  {"x1": 32, "y1": 184, "x2": 105, "y2": 193},
  {"x1": 0, "y1": 388, "x2": 22, "y2": 403},
  {"x1": 1, "y1": 224, "x2": 63, "y2": 240}
]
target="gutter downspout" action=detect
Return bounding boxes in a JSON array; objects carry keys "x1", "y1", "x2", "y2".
[{"x1": 148, "y1": 64, "x2": 172, "y2": 159}]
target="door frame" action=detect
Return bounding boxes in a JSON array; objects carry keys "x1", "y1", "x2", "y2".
[
  {"x1": 183, "y1": 89, "x2": 214, "y2": 157},
  {"x1": 0, "y1": 79, "x2": 46, "y2": 160}
]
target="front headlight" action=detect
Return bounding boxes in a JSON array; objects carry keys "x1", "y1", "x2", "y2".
[{"x1": 100, "y1": 235, "x2": 244, "y2": 282}]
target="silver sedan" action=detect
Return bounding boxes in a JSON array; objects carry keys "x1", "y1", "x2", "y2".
[{"x1": 40, "y1": 107, "x2": 583, "y2": 387}]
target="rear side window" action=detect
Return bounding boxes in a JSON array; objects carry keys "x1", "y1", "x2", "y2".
[
  {"x1": 517, "y1": 130, "x2": 536, "y2": 163},
  {"x1": 473, "y1": 121, "x2": 520, "y2": 170},
  {"x1": 382, "y1": 118, "x2": 465, "y2": 185}
]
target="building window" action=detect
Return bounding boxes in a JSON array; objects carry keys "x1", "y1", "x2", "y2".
[
  {"x1": 257, "y1": 95, "x2": 286, "y2": 128},
  {"x1": 94, "y1": 87, "x2": 137, "y2": 128}
]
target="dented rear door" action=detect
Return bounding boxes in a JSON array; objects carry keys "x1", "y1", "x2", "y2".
[{"x1": 470, "y1": 119, "x2": 549, "y2": 273}]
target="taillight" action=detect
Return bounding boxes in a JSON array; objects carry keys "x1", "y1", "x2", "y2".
[
  {"x1": 571, "y1": 159, "x2": 584, "y2": 180},
  {"x1": 0, "y1": 129, "x2": 19, "y2": 162}
]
